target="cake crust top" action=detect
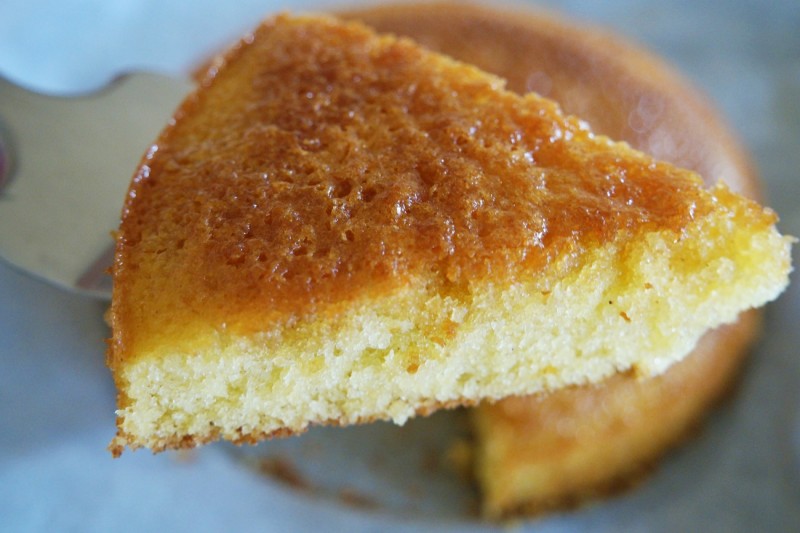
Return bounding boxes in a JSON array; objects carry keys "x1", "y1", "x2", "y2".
[{"x1": 110, "y1": 15, "x2": 773, "y2": 364}]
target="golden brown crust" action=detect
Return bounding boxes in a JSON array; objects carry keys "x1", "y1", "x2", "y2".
[
  {"x1": 344, "y1": 2, "x2": 758, "y2": 198},
  {"x1": 110, "y1": 14, "x2": 747, "y2": 371}
]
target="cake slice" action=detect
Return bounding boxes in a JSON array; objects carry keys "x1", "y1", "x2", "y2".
[{"x1": 107, "y1": 14, "x2": 792, "y2": 455}]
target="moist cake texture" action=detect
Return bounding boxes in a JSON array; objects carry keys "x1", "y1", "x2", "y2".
[{"x1": 108, "y1": 15, "x2": 792, "y2": 455}]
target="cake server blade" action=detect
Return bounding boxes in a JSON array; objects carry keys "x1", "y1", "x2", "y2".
[{"x1": 0, "y1": 73, "x2": 191, "y2": 299}]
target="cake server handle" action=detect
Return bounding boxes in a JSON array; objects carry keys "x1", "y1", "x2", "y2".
[{"x1": 0, "y1": 73, "x2": 192, "y2": 300}]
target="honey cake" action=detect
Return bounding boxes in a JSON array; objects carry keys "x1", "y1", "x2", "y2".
[{"x1": 108, "y1": 15, "x2": 792, "y2": 455}]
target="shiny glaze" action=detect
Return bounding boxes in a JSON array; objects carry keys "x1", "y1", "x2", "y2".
[{"x1": 112, "y1": 15, "x2": 718, "y2": 360}]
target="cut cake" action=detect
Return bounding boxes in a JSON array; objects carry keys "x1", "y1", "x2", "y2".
[{"x1": 108, "y1": 15, "x2": 792, "y2": 455}]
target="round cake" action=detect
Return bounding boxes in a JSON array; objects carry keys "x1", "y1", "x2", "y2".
[
  {"x1": 105, "y1": 4, "x2": 791, "y2": 521},
  {"x1": 345, "y1": 1, "x2": 763, "y2": 518}
]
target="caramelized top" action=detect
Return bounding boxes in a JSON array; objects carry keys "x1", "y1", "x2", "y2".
[
  {"x1": 112, "y1": 15, "x2": 718, "y2": 360},
  {"x1": 346, "y1": 2, "x2": 758, "y2": 199}
]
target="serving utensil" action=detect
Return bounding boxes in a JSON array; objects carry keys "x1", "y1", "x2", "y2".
[{"x1": 0, "y1": 73, "x2": 191, "y2": 298}]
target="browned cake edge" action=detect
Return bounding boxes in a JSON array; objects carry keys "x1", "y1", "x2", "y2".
[{"x1": 110, "y1": 397, "x2": 476, "y2": 457}]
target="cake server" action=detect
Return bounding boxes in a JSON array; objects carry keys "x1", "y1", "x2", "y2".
[{"x1": 0, "y1": 73, "x2": 191, "y2": 299}]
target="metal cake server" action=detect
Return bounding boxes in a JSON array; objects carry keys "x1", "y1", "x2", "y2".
[{"x1": 0, "y1": 73, "x2": 191, "y2": 299}]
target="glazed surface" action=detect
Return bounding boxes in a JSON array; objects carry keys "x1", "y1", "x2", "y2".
[
  {"x1": 113, "y1": 16, "x2": 727, "y2": 361},
  {"x1": 347, "y1": 2, "x2": 757, "y2": 198}
]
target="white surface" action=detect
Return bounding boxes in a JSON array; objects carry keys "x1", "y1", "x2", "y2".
[{"x1": 1, "y1": 1, "x2": 799, "y2": 532}]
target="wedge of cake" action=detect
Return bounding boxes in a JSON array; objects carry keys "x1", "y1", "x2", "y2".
[
  {"x1": 348, "y1": 2, "x2": 784, "y2": 517},
  {"x1": 107, "y1": 14, "x2": 792, "y2": 456}
]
